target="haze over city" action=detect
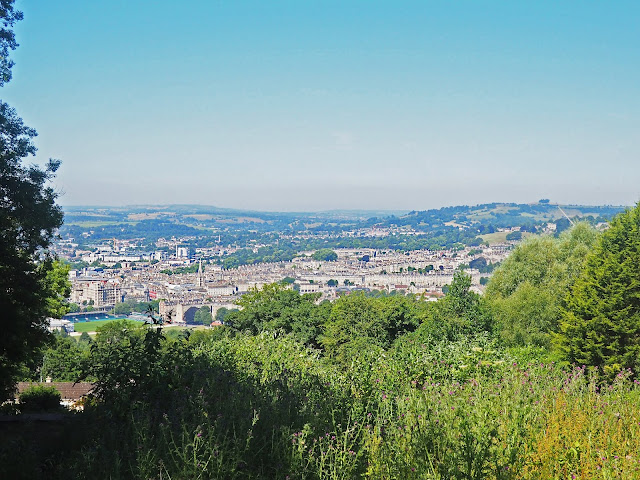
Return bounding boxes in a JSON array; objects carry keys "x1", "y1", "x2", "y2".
[{"x1": 4, "y1": 0, "x2": 639, "y2": 211}]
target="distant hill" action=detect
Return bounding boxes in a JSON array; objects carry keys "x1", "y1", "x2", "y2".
[
  {"x1": 59, "y1": 202, "x2": 628, "y2": 251},
  {"x1": 369, "y1": 202, "x2": 627, "y2": 231}
]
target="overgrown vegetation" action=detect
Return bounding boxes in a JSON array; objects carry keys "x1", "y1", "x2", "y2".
[{"x1": 9, "y1": 322, "x2": 640, "y2": 478}]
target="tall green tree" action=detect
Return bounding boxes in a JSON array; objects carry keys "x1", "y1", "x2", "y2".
[
  {"x1": 215, "y1": 306, "x2": 237, "y2": 323},
  {"x1": 485, "y1": 223, "x2": 597, "y2": 348},
  {"x1": 43, "y1": 260, "x2": 72, "y2": 319},
  {"x1": 0, "y1": 1, "x2": 64, "y2": 400},
  {"x1": 321, "y1": 292, "x2": 387, "y2": 363},
  {"x1": 557, "y1": 204, "x2": 640, "y2": 374}
]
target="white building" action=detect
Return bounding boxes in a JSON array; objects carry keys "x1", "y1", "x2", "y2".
[
  {"x1": 71, "y1": 278, "x2": 122, "y2": 308},
  {"x1": 207, "y1": 283, "x2": 236, "y2": 296},
  {"x1": 296, "y1": 282, "x2": 322, "y2": 294},
  {"x1": 48, "y1": 318, "x2": 74, "y2": 333}
]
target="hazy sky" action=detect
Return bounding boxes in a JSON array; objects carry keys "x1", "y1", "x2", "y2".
[{"x1": 4, "y1": 1, "x2": 639, "y2": 211}]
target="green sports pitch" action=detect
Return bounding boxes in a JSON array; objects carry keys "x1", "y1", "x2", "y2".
[{"x1": 72, "y1": 318, "x2": 144, "y2": 333}]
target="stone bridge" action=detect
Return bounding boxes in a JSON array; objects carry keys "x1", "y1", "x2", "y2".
[{"x1": 159, "y1": 300, "x2": 237, "y2": 324}]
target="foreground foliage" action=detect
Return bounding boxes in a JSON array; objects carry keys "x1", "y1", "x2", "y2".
[{"x1": 5, "y1": 320, "x2": 639, "y2": 479}]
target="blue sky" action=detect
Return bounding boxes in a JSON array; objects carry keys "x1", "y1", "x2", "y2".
[{"x1": 3, "y1": 1, "x2": 639, "y2": 211}]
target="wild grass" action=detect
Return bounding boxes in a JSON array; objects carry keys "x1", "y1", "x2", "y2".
[{"x1": 53, "y1": 331, "x2": 640, "y2": 479}]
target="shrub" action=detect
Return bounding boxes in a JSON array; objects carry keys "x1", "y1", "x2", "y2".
[{"x1": 19, "y1": 385, "x2": 62, "y2": 412}]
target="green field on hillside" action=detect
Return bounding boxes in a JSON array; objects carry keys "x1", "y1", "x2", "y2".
[{"x1": 480, "y1": 231, "x2": 533, "y2": 244}]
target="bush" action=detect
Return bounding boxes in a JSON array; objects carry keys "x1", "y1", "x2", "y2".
[{"x1": 19, "y1": 385, "x2": 62, "y2": 413}]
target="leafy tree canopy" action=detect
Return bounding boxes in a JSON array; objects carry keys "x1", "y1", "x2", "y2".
[
  {"x1": 321, "y1": 292, "x2": 425, "y2": 364},
  {"x1": 215, "y1": 306, "x2": 237, "y2": 324},
  {"x1": 505, "y1": 231, "x2": 522, "y2": 241},
  {"x1": 485, "y1": 223, "x2": 598, "y2": 348},
  {"x1": 0, "y1": 0, "x2": 21, "y2": 86},
  {"x1": 414, "y1": 271, "x2": 493, "y2": 343},
  {"x1": 226, "y1": 283, "x2": 327, "y2": 347},
  {"x1": 312, "y1": 248, "x2": 338, "y2": 262}
]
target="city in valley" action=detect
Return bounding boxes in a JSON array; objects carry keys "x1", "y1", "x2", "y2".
[{"x1": 51, "y1": 201, "x2": 622, "y2": 330}]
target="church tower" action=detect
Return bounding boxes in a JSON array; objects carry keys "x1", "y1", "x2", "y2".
[{"x1": 196, "y1": 259, "x2": 204, "y2": 287}]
